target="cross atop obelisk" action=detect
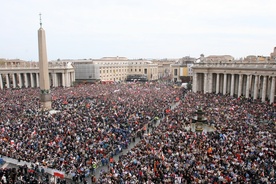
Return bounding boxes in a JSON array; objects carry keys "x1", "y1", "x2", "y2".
[
  {"x1": 39, "y1": 13, "x2": 42, "y2": 28},
  {"x1": 38, "y1": 13, "x2": 51, "y2": 110}
]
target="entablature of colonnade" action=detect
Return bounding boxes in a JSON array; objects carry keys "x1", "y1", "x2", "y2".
[
  {"x1": 0, "y1": 68, "x2": 40, "y2": 74},
  {"x1": 193, "y1": 63, "x2": 276, "y2": 76},
  {"x1": 0, "y1": 68, "x2": 74, "y2": 74},
  {"x1": 48, "y1": 69, "x2": 75, "y2": 73}
]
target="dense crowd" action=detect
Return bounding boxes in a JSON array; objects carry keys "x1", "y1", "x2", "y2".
[
  {"x1": 97, "y1": 92, "x2": 276, "y2": 183},
  {"x1": 0, "y1": 83, "x2": 275, "y2": 183},
  {"x1": 0, "y1": 164, "x2": 56, "y2": 184},
  {"x1": 0, "y1": 83, "x2": 181, "y2": 182}
]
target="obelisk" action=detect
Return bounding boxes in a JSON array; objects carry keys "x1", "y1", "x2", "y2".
[{"x1": 38, "y1": 13, "x2": 51, "y2": 109}]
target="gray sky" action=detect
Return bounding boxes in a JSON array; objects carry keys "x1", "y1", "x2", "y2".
[{"x1": 1, "y1": 0, "x2": 276, "y2": 61}]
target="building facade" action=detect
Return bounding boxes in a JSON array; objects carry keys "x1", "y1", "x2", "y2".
[
  {"x1": 170, "y1": 57, "x2": 196, "y2": 82},
  {"x1": 74, "y1": 57, "x2": 158, "y2": 82}
]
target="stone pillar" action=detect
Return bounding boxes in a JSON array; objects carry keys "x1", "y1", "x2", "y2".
[
  {"x1": 62, "y1": 72, "x2": 65, "y2": 87},
  {"x1": 70, "y1": 72, "x2": 73, "y2": 87},
  {"x1": 65, "y1": 71, "x2": 70, "y2": 87},
  {"x1": 72, "y1": 71, "x2": 75, "y2": 84},
  {"x1": 262, "y1": 76, "x2": 267, "y2": 102},
  {"x1": 245, "y1": 75, "x2": 250, "y2": 98},
  {"x1": 36, "y1": 73, "x2": 40, "y2": 87},
  {"x1": 12, "y1": 73, "x2": 16, "y2": 88},
  {"x1": 0, "y1": 74, "x2": 3, "y2": 89},
  {"x1": 30, "y1": 73, "x2": 35, "y2": 87},
  {"x1": 18, "y1": 73, "x2": 22, "y2": 88},
  {"x1": 56, "y1": 73, "x2": 59, "y2": 87},
  {"x1": 192, "y1": 73, "x2": 197, "y2": 92},
  {"x1": 68, "y1": 72, "x2": 71, "y2": 87},
  {"x1": 230, "y1": 74, "x2": 234, "y2": 96},
  {"x1": 216, "y1": 74, "x2": 220, "y2": 94},
  {"x1": 208, "y1": 73, "x2": 213, "y2": 93},
  {"x1": 253, "y1": 75, "x2": 259, "y2": 100},
  {"x1": 24, "y1": 73, "x2": 28, "y2": 87},
  {"x1": 204, "y1": 73, "x2": 208, "y2": 94},
  {"x1": 6, "y1": 74, "x2": 10, "y2": 88},
  {"x1": 51, "y1": 73, "x2": 57, "y2": 87},
  {"x1": 238, "y1": 74, "x2": 243, "y2": 97},
  {"x1": 223, "y1": 74, "x2": 227, "y2": 95},
  {"x1": 270, "y1": 76, "x2": 275, "y2": 104},
  {"x1": 267, "y1": 77, "x2": 271, "y2": 98}
]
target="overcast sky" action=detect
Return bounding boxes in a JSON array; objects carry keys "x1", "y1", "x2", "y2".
[{"x1": 1, "y1": 0, "x2": 276, "y2": 61}]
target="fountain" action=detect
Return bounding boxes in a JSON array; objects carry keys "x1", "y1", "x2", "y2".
[{"x1": 192, "y1": 106, "x2": 208, "y2": 132}]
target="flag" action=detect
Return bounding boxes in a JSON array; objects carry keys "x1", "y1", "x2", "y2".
[
  {"x1": 54, "y1": 172, "x2": 64, "y2": 178},
  {"x1": 207, "y1": 147, "x2": 212, "y2": 154},
  {"x1": 154, "y1": 161, "x2": 157, "y2": 172},
  {"x1": 31, "y1": 130, "x2": 36, "y2": 136},
  {"x1": 161, "y1": 152, "x2": 165, "y2": 161}
]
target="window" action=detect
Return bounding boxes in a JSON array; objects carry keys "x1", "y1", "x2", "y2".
[{"x1": 174, "y1": 69, "x2": 177, "y2": 76}]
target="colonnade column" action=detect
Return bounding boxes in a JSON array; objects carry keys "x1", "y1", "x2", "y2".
[
  {"x1": 72, "y1": 71, "x2": 75, "y2": 84},
  {"x1": 223, "y1": 74, "x2": 227, "y2": 95},
  {"x1": 72, "y1": 71, "x2": 76, "y2": 82},
  {"x1": 238, "y1": 74, "x2": 243, "y2": 97},
  {"x1": 245, "y1": 75, "x2": 250, "y2": 98},
  {"x1": 192, "y1": 73, "x2": 197, "y2": 92},
  {"x1": 209, "y1": 73, "x2": 213, "y2": 93},
  {"x1": 36, "y1": 73, "x2": 40, "y2": 87},
  {"x1": 69, "y1": 72, "x2": 73, "y2": 86},
  {"x1": 52, "y1": 73, "x2": 57, "y2": 87},
  {"x1": 6, "y1": 74, "x2": 10, "y2": 88},
  {"x1": 204, "y1": 73, "x2": 208, "y2": 94},
  {"x1": 12, "y1": 74, "x2": 16, "y2": 88},
  {"x1": 262, "y1": 76, "x2": 267, "y2": 102},
  {"x1": 270, "y1": 77, "x2": 275, "y2": 104},
  {"x1": 30, "y1": 73, "x2": 35, "y2": 87},
  {"x1": 24, "y1": 73, "x2": 28, "y2": 88},
  {"x1": 62, "y1": 72, "x2": 65, "y2": 87},
  {"x1": 18, "y1": 73, "x2": 22, "y2": 88},
  {"x1": 253, "y1": 75, "x2": 259, "y2": 100},
  {"x1": 216, "y1": 74, "x2": 220, "y2": 94},
  {"x1": 64, "y1": 71, "x2": 69, "y2": 87},
  {"x1": 0, "y1": 74, "x2": 3, "y2": 89},
  {"x1": 230, "y1": 74, "x2": 234, "y2": 96}
]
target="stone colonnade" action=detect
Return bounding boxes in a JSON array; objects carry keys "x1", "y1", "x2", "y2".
[
  {"x1": 193, "y1": 72, "x2": 276, "y2": 104},
  {"x1": 0, "y1": 71, "x2": 75, "y2": 89}
]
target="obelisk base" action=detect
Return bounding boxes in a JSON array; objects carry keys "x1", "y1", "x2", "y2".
[{"x1": 40, "y1": 94, "x2": 52, "y2": 110}]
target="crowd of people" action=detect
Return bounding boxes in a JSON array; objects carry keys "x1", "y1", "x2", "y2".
[
  {"x1": 0, "y1": 164, "x2": 57, "y2": 184},
  {"x1": 0, "y1": 82, "x2": 275, "y2": 183},
  {"x1": 96, "y1": 92, "x2": 276, "y2": 183},
  {"x1": 0, "y1": 82, "x2": 181, "y2": 182}
]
